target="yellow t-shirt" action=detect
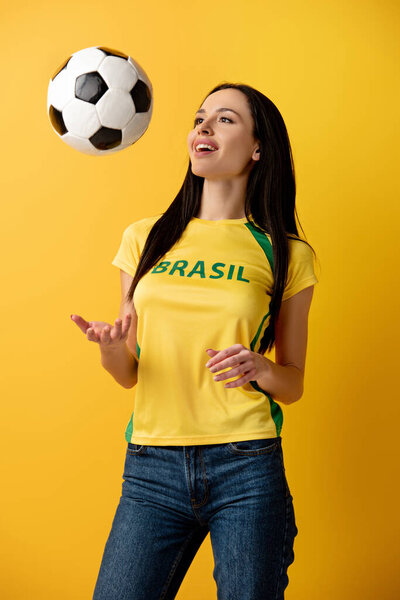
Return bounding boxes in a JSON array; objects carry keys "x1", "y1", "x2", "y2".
[{"x1": 111, "y1": 213, "x2": 318, "y2": 445}]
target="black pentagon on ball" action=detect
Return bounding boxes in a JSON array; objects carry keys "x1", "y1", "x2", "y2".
[
  {"x1": 130, "y1": 79, "x2": 151, "y2": 112},
  {"x1": 89, "y1": 126, "x2": 122, "y2": 150},
  {"x1": 49, "y1": 105, "x2": 67, "y2": 135},
  {"x1": 75, "y1": 72, "x2": 108, "y2": 103}
]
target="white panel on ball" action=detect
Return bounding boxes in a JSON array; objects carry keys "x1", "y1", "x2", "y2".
[
  {"x1": 98, "y1": 56, "x2": 138, "y2": 91},
  {"x1": 122, "y1": 112, "x2": 151, "y2": 146},
  {"x1": 66, "y1": 47, "x2": 106, "y2": 79},
  {"x1": 62, "y1": 98, "x2": 101, "y2": 138},
  {"x1": 96, "y1": 89, "x2": 135, "y2": 129},
  {"x1": 47, "y1": 69, "x2": 75, "y2": 112}
]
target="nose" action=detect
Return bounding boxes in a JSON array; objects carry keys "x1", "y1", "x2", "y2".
[{"x1": 197, "y1": 118, "x2": 212, "y2": 134}]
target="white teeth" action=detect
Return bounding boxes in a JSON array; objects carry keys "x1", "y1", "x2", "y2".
[{"x1": 195, "y1": 143, "x2": 217, "y2": 151}]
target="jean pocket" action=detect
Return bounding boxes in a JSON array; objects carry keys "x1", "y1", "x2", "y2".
[
  {"x1": 227, "y1": 436, "x2": 281, "y2": 456},
  {"x1": 127, "y1": 442, "x2": 146, "y2": 455}
]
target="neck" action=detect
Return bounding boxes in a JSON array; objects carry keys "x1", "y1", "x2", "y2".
[{"x1": 196, "y1": 176, "x2": 248, "y2": 220}]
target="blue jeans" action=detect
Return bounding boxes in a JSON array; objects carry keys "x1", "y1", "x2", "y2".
[{"x1": 93, "y1": 436, "x2": 298, "y2": 600}]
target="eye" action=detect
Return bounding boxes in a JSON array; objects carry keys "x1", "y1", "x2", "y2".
[{"x1": 193, "y1": 116, "x2": 233, "y2": 126}]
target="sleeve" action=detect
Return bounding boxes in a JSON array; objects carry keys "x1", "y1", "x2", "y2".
[
  {"x1": 282, "y1": 238, "x2": 319, "y2": 301},
  {"x1": 111, "y1": 223, "x2": 141, "y2": 278}
]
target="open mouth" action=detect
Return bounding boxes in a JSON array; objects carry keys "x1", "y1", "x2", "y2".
[{"x1": 193, "y1": 146, "x2": 219, "y2": 156}]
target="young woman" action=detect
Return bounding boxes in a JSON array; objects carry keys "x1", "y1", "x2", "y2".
[{"x1": 72, "y1": 83, "x2": 319, "y2": 600}]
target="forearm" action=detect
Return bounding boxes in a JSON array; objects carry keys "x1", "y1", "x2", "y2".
[
  {"x1": 100, "y1": 343, "x2": 138, "y2": 389},
  {"x1": 256, "y1": 357, "x2": 303, "y2": 405}
]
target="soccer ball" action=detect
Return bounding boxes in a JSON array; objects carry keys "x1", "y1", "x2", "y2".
[{"x1": 47, "y1": 46, "x2": 153, "y2": 156}]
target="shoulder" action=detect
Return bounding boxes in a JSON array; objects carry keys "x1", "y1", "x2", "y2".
[
  {"x1": 122, "y1": 213, "x2": 163, "y2": 238},
  {"x1": 287, "y1": 235, "x2": 314, "y2": 260}
]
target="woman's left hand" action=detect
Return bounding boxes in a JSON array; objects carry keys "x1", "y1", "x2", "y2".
[{"x1": 205, "y1": 344, "x2": 270, "y2": 389}]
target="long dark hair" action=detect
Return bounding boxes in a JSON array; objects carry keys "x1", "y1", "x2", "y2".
[{"x1": 125, "y1": 82, "x2": 318, "y2": 355}]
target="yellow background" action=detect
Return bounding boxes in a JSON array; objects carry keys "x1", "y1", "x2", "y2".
[{"x1": 1, "y1": 0, "x2": 399, "y2": 598}]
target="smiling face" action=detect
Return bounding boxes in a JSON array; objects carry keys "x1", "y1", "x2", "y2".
[{"x1": 187, "y1": 88, "x2": 260, "y2": 180}]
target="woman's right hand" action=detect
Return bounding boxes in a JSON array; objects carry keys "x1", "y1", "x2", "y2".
[{"x1": 70, "y1": 313, "x2": 132, "y2": 350}]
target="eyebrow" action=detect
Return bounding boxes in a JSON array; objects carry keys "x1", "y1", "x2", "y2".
[{"x1": 195, "y1": 107, "x2": 241, "y2": 118}]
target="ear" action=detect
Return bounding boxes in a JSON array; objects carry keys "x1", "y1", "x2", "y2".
[{"x1": 252, "y1": 148, "x2": 260, "y2": 161}]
